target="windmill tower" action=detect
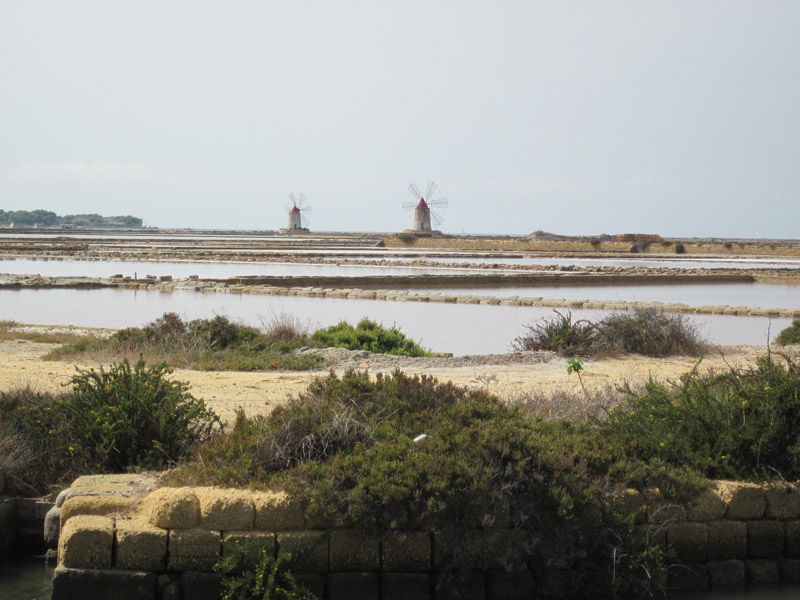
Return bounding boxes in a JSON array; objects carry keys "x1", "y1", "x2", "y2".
[
  {"x1": 403, "y1": 181, "x2": 448, "y2": 232},
  {"x1": 285, "y1": 193, "x2": 311, "y2": 232}
]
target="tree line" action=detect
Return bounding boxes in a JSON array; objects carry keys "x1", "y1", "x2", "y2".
[{"x1": 0, "y1": 209, "x2": 143, "y2": 228}]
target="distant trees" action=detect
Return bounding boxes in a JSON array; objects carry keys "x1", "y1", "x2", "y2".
[{"x1": 0, "y1": 209, "x2": 142, "y2": 228}]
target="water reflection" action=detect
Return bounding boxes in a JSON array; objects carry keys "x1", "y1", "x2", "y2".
[
  {"x1": 0, "y1": 558, "x2": 53, "y2": 600},
  {"x1": 0, "y1": 288, "x2": 787, "y2": 355}
]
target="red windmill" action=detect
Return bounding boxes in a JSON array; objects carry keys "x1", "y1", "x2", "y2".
[{"x1": 402, "y1": 181, "x2": 448, "y2": 231}]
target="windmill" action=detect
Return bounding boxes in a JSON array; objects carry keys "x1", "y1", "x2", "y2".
[
  {"x1": 402, "y1": 181, "x2": 448, "y2": 232},
  {"x1": 286, "y1": 193, "x2": 311, "y2": 231}
]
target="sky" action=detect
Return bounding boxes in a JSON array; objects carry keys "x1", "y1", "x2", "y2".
[{"x1": 1, "y1": 1, "x2": 799, "y2": 237}]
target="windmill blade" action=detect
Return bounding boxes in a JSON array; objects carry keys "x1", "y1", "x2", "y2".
[
  {"x1": 297, "y1": 192, "x2": 306, "y2": 207},
  {"x1": 401, "y1": 201, "x2": 418, "y2": 210},
  {"x1": 428, "y1": 197, "x2": 449, "y2": 209},
  {"x1": 301, "y1": 205, "x2": 313, "y2": 214},
  {"x1": 407, "y1": 183, "x2": 423, "y2": 200},
  {"x1": 425, "y1": 181, "x2": 438, "y2": 203},
  {"x1": 301, "y1": 213, "x2": 311, "y2": 228},
  {"x1": 430, "y1": 209, "x2": 445, "y2": 228},
  {"x1": 289, "y1": 192, "x2": 297, "y2": 207}
]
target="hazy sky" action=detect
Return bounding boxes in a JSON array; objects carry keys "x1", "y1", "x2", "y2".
[{"x1": 1, "y1": 1, "x2": 798, "y2": 237}]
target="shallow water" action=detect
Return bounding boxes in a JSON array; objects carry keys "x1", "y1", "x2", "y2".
[
  {"x1": 0, "y1": 557, "x2": 53, "y2": 600},
  {"x1": 0, "y1": 287, "x2": 789, "y2": 354}
]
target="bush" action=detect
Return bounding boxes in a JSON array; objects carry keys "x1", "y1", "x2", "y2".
[
  {"x1": 513, "y1": 309, "x2": 706, "y2": 358},
  {"x1": 597, "y1": 309, "x2": 705, "y2": 357},
  {"x1": 776, "y1": 319, "x2": 800, "y2": 346},
  {"x1": 511, "y1": 310, "x2": 597, "y2": 355},
  {"x1": 600, "y1": 355, "x2": 800, "y2": 481},
  {"x1": 61, "y1": 359, "x2": 221, "y2": 472},
  {"x1": 216, "y1": 538, "x2": 316, "y2": 600},
  {"x1": 310, "y1": 319, "x2": 431, "y2": 357},
  {"x1": 674, "y1": 243, "x2": 686, "y2": 254}
]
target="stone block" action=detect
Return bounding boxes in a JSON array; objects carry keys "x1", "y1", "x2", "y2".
[
  {"x1": 115, "y1": 518, "x2": 168, "y2": 571},
  {"x1": 44, "y1": 505, "x2": 61, "y2": 549},
  {"x1": 60, "y1": 495, "x2": 134, "y2": 528},
  {"x1": 778, "y1": 557, "x2": 800, "y2": 582},
  {"x1": 253, "y1": 490, "x2": 304, "y2": 530},
  {"x1": 328, "y1": 572, "x2": 379, "y2": 600},
  {"x1": 277, "y1": 531, "x2": 329, "y2": 573},
  {"x1": 436, "y1": 572, "x2": 485, "y2": 600},
  {"x1": 713, "y1": 481, "x2": 765, "y2": 519},
  {"x1": 381, "y1": 573, "x2": 430, "y2": 600},
  {"x1": 196, "y1": 487, "x2": 254, "y2": 531},
  {"x1": 58, "y1": 515, "x2": 114, "y2": 569},
  {"x1": 747, "y1": 520, "x2": 784, "y2": 558},
  {"x1": 706, "y1": 560, "x2": 745, "y2": 588},
  {"x1": 179, "y1": 571, "x2": 222, "y2": 600},
  {"x1": 168, "y1": 528, "x2": 220, "y2": 572},
  {"x1": 71, "y1": 473, "x2": 146, "y2": 489},
  {"x1": 221, "y1": 531, "x2": 276, "y2": 556},
  {"x1": 765, "y1": 483, "x2": 800, "y2": 519},
  {"x1": 382, "y1": 531, "x2": 431, "y2": 571},
  {"x1": 485, "y1": 570, "x2": 535, "y2": 600},
  {"x1": 667, "y1": 563, "x2": 708, "y2": 591},
  {"x1": 786, "y1": 520, "x2": 800, "y2": 558},
  {"x1": 0, "y1": 496, "x2": 15, "y2": 557},
  {"x1": 51, "y1": 566, "x2": 157, "y2": 600},
  {"x1": 35, "y1": 500, "x2": 53, "y2": 520},
  {"x1": 612, "y1": 488, "x2": 645, "y2": 519},
  {"x1": 706, "y1": 520, "x2": 747, "y2": 560},
  {"x1": 668, "y1": 522, "x2": 708, "y2": 562},
  {"x1": 686, "y1": 488, "x2": 728, "y2": 521},
  {"x1": 295, "y1": 574, "x2": 325, "y2": 599},
  {"x1": 330, "y1": 530, "x2": 380, "y2": 571},
  {"x1": 141, "y1": 487, "x2": 199, "y2": 529},
  {"x1": 746, "y1": 559, "x2": 780, "y2": 584}
]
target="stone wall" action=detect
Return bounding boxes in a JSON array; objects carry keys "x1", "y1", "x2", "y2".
[
  {"x1": 0, "y1": 468, "x2": 53, "y2": 558},
  {"x1": 49, "y1": 476, "x2": 800, "y2": 600}
]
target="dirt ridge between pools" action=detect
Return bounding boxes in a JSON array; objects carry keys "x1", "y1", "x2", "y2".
[{"x1": 0, "y1": 324, "x2": 792, "y2": 423}]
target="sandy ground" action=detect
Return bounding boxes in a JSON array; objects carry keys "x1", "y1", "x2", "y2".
[{"x1": 0, "y1": 331, "x2": 784, "y2": 423}]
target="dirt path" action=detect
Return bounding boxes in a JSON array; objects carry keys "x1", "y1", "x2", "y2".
[{"x1": 0, "y1": 327, "x2": 782, "y2": 423}]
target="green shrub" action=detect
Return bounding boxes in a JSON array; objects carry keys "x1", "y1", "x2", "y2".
[
  {"x1": 600, "y1": 355, "x2": 800, "y2": 481},
  {"x1": 216, "y1": 538, "x2": 316, "y2": 600},
  {"x1": 395, "y1": 232, "x2": 417, "y2": 244},
  {"x1": 776, "y1": 319, "x2": 800, "y2": 346},
  {"x1": 310, "y1": 319, "x2": 431, "y2": 357},
  {"x1": 61, "y1": 359, "x2": 221, "y2": 472}
]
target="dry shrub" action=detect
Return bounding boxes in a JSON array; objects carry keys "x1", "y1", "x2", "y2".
[{"x1": 507, "y1": 383, "x2": 627, "y2": 421}]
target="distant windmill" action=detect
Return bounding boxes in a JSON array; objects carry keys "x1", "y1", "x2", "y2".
[
  {"x1": 402, "y1": 181, "x2": 448, "y2": 231},
  {"x1": 286, "y1": 193, "x2": 311, "y2": 231}
]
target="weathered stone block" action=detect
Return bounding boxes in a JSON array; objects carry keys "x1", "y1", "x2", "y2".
[
  {"x1": 382, "y1": 531, "x2": 431, "y2": 571},
  {"x1": 747, "y1": 520, "x2": 784, "y2": 558},
  {"x1": 668, "y1": 522, "x2": 708, "y2": 562},
  {"x1": 485, "y1": 570, "x2": 535, "y2": 600},
  {"x1": 706, "y1": 520, "x2": 747, "y2": 560},
  {"x1": 253, "y1": 490, "x2": 305, "y2": 530},
  {"x1": 668, "y1": 563, "x2": 708, "y2": 591},
  {"x1": 328, "y1": 572, "x2": 379, "y2": 600},
  {"x1": 746, "y1": 559, "x2": 780, "y2": 584},
  {"x1": 58, "y1": 515, "x2": 114, "y2": 569},
  {"x1": 60, "y1": 495, "x2": 134, "y2": 528},
  {"x1": 141, "y1": 488, "x2": 199, "y2": 529},
  {"x1": 277, "y1": 531, "x2": 329, "y2": 573},
  {"x1": 295, "y1": 574, "x2": 325, "y2": 599},
  {"x1": 51, "y1": 566, "x2": 157, "y2": 600},
  {"x1": 330, "y1": 529, "x2": 380, "y2": 571},
  {"x1": 706, "y1": 560, "x2": 745, "y2": 588},
  {"x1": 221, "y1": 531, "x2": 276, "y2": 556},
  {"x1": 436, "y1": 572, "x2": 485, "y2": 600},
  {"x1": 44, "y1": 505, "x2": 61, "y2": 549},
  {"x1": 765, "y1": 483, "x2": 800, "y2": 519},
  {"x1": 381, "y1": 573, "x2": 430, "y2": 600},
  {"x1": 115, "y1": 519, "x2": 167, "y2": 571},
  {"x1": 168, "y1": 528, "x2": 220, "y2": 572},
  {"x1": 713, "y1": 481, "x2": 765, "y2": 519},
  {"x1": 686, "y1": 488, "x2": 728, "y2": 522},
  {"x1": 179, "y1": 571, "x2": 222, "y2": 600},
  {"x1": 778, "y1": 557, "x2": 800, "y2": 582},
  {"x1": 785, "y1": 520, "x2": 800, "y2": 558},
  {"x1": 196, "y1": 487, "x2": 254, "y2": 531}
]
